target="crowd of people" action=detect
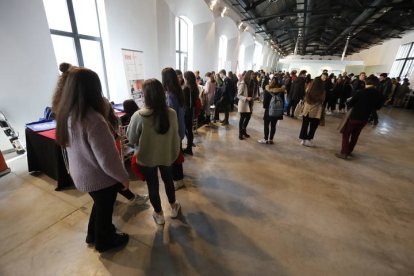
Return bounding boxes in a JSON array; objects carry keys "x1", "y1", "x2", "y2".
[{"x1": 50, "y1": 61, "x2": 411, "y2": 253}]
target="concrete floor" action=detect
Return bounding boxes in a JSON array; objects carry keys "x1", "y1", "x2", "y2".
[{"x1": 1, "y1": 107, "x2": 413, "y2": 276}]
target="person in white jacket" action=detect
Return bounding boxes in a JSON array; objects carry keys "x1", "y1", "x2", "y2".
[{"x1": 237, "y1": 70, "x2": 255, "y2": 140}]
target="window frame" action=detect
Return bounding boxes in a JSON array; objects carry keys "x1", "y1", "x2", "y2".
[
  {"x1": 44, "y1": 0, "x2": 109, "y2": 97},
  {"x1": 390, "y1": 42, "x2": 414, "y2": 79},
  {"x1": 218, "y1": 35, "x2": 228, "y2": 71},
  {"x1": 176, "y1": 16, "x2": 189, "y2": 71}
]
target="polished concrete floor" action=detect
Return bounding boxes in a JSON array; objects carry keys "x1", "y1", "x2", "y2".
[{"x1": 1, "y1": 107, "x2": 414, "y2": 276}]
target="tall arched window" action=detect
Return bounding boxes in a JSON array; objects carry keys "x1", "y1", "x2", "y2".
[
  {"x1": 175, "y1": 16, "x2": 193, "y2": 71},
  {"x1": 238, "y1": 44, "x2": 245, "y2": 74},
  {"x1": 253, "y1": 42, "x2": 263, "y2": 70},
  {"x1": 218, "y1": 35, "x2": 227, "y2": 71}
]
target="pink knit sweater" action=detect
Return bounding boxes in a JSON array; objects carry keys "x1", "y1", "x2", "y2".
[{"x1": 66, "y1": 109, "x2": 128, "y2": 192}]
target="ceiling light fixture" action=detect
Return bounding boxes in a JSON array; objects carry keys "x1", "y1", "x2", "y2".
[
  {"x1": 210, "y1": 0, "x2": 217, "y2": 11},
  {"x1": 221, "y1": 7, "x2": 227, "y2": 17}
]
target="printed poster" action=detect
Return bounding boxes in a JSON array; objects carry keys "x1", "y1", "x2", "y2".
[{"x1": 122, "y1": 49, "x2": 144, "y2": 97}]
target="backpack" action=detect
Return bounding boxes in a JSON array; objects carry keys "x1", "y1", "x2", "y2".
[{"x1": 269, "y1": 95, "x2": 283, "y2": 118}]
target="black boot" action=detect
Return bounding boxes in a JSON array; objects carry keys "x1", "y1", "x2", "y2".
[
  {"x1": 243, "y1": 129, "x2": 250, "y2": 138},
  {"x1": 183, "y1": 147, "x2": 193, "y2": 155}
]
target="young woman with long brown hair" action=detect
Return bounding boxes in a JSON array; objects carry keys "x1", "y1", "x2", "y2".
[
  {"x1": 55, "y1": 68, "x2": 129, "y2": 252},
  {"x1": 182, "y1": 71, "x2": 199, "y2": 155},
  {"x1": 299, "y1": 73, "x2": 327, "y2": 147},
  {"x1": 127, "y1": 79, "x2": 181, "y2": 225},
  {"x1": 162, "y1": 67, "x2": 186, "y2": 190},
  {"x1": 237, "y1": 70, "x2": 255, "y2": 140}
]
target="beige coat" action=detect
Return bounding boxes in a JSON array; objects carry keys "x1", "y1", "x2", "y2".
[
  {"x1": 237, "y1": 80, "x2": 253, "y2": 113},
  {"x1": 302, "y1": 101, "x2": 324, "y2": 119},
  {"x1": 301, "y1": 89, "x2": 325, "y2": 119}
]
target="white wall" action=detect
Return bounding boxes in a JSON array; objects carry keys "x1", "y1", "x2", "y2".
[
  {"x1": 156, "y1": 0, "x2": 176, "y2": 71},
  {"x1": 278, "y1": 59, "x2": 364, "y2": 78},
  {"x1": 164, "y1": 0, "x2": 213, "y2": 25},
  {"x1": 227, "y1": 37, "x2": 240, "y2": 72},
  {"x1": 104, "y1": 0, "x2": 160, "y2": 103},
  {"x1": 193, "y1": 21, "x2": 217, "y2": 74},
  {"x1": 0, "y1": 0, "x2": 58, "y2": 149}
]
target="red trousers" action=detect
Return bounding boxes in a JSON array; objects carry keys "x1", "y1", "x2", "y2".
[{"x1": 341, "y1": 119, "x2": 366, "y2": 155}]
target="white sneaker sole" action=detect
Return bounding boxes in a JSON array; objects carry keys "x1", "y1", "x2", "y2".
[{"x1": 171, "y1": 203, "x2": 181, "y2": 218}]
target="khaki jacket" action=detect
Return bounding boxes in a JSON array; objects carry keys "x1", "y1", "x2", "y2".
[{"x1": 237, "y1": 81, "x2": 253, "y2": 113}]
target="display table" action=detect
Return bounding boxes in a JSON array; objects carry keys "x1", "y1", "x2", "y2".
[{"x1": 26, "y1": 128, "x2": 73, "y2": 191}]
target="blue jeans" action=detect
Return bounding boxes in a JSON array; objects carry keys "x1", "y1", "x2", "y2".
[{"x1": 141, "y1": 165, "x2": 176, "y2": 213}]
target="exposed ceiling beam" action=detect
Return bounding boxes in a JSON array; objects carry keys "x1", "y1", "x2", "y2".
[
  {"x1": 245, "y1": 0, "x2": 267, "y2": 11},
  {"x1": 242, "y1": 8, "x2": 343, "y2": 22}
]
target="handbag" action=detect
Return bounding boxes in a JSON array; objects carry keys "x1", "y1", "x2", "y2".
[
  {"x1": 130, "y1": 154, "x2": 145, "y2": 181},
  {"x1": 174, "y1": 151, "x2": 185, "y2": 165},
  {"x1": 293, "y1": 100, "x2": 304, "y2": 118}
]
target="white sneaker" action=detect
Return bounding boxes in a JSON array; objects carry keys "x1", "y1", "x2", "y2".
[
  {"x1": 301, "y1": 140, "x2": 305, "y2": 145},
  {"x1": 258, "y1": 139, "x2": 267, "y2": 144},
  {"x1": 170, "y1": 202, "x2": 181, "y2": 218},
  {"x1": 153, "y1": 211, "x2": 165, "y2": 225},
  {"x1": 128, "y1": 194, "x2": 149, "y2": 206},
  {"x1": 326, "y1": 111, "x2": 332, "y2": 115},
  {"x1": 304, "y1": 140, "x2": 314, "y2": 147},
  {"x1": 174, "y1": 180, "x2": 185, "y2": 190}
]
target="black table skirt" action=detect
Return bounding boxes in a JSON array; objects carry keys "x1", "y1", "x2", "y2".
[{"x1": 25, "y1": 128, "x2": 73, "y2": 190}]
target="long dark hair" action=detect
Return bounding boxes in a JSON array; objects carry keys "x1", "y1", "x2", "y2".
[
  {"x1": 162, "y1": 67, "x2": 185, "y2": 107},
  {"x1": 104, "y1": 98, "x2": 119, "y2": 133},
  {"x1": 56, "y1": 68, "x2": 105, "y2": 146},
  {"x1": 123, "y1": 99, "x2": 139, "y2": 118},
  {"x1": 184, "y1": 71, "x2": 198, "y2": 96},
  {"x1": 143, "y1": 79, "x2": 170, "y2": 134},
  {"x1": 306, "y1": 77, "x2": 325, "y2": 104},
  {"x1": 243, "y1": 70, "x2": 254, "y2": 97}
]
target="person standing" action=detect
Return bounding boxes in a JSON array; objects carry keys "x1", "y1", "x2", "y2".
[
  {"x1": 351, "y1": 72, "x2": 366, "y2": 97},
  {"x1": 55, "y1": 68, "x2": 129, "y2": 252},
  {"x1": 393, "y1": 78, "x2": 410, "y2": 107},
  {"x1": 339, "y1": 77, "x2": 352, "y2": 113},
  {"x1": 237, "y1": 70, "x2": 255, "y2": 140},
  {"x1": 182, "y1": 71, "x2": 199, "y2": 155},
  {"x1": 162, "y1": 67, "x2": 186, "y2": 190},
  {"x1": 287, "y1": 70, "x2": 307, "y2": 117},
  {"x1": 214, "y1": 69, "x2": 232, "y2": 125},
  {"x1": 127, "y1": 79, "x2": 181, "y2": 225},
  {"x1": 258, "y1": 78, "x2": 285, "y2": 144},
  {"x1": 204, "y1": 72, "x2": 216, "y2": 121},
  {"x1": 336, "y1": 75, "x2": 383, "y2": 159},
  {"x1": 299, "y1": 74, "x2": 327, "y2": 147}
]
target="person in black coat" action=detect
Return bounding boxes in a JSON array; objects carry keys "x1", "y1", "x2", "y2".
[
  {"x1": 336, "y1": 75, "x2": 384, "y2": 159},
  {"x1": 287, "y1": 70, "x2": 307, "y2": 117},
  {"x1": 214, "y1": 69, "x2": 233, "y2": 125},
  {"x1": 258, "y1": 78, "x2": 285, "y2": 144}
]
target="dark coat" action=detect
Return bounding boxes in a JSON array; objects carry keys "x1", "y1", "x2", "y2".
[
  {"x1": 348, "y1": 86, "x2": 384, "y2": 121},
  {"x1": 378, "y1": 78, "x2": 393, "y2": 98},
  {"x1": 289, "y1": 77, "x2": 306, "y2": 101},
  {"x1": 263, "y1": 86, "x2": 284, "y2": 121}
]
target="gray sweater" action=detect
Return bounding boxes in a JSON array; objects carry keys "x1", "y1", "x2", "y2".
[{"x1": 66, "y1": 109, "x2": 128, "y2": 192}]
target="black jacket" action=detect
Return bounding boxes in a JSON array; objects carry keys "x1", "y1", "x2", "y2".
[
  {"x1": 289, "y1": 77, "x2": 306, "y2": 101},
  {"x1": 348, "y1": 86, "x2": 384, "y2": 121},
  {"x1": 214, "y1": 77, "x2": 232, "y2": 104},
  {"x1": 378, "y1": 78, "x2": 392, "y2": 97}
]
